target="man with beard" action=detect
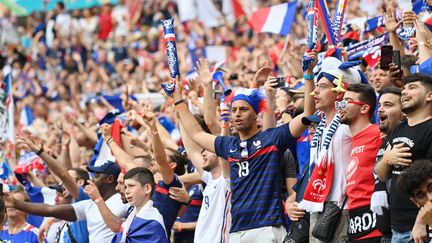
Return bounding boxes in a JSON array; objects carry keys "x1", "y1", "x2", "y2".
[
  {"x1": 371, "y1": 86, "x2": 404, "y2": 242},
  {"x1": 337, "y1": 84, "x2": 383, "y2": 242},
  {"x1": 376, "y1": 73, "x2": 432, "y2": 242},
  {"x1": 174, "y1": 54, "x2": 316, "y2": 242}
]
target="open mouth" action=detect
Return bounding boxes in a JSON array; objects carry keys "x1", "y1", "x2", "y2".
[{"x1": 379, "y1": 114, "x2": 387, "y2": 123}]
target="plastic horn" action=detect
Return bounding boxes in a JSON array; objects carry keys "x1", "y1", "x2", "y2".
[
  {"x1": 212, "y1": 71, "x2": 232, "y2": 96},
  {"x1": 331, "y1": 73, "x2": 346, "y2": 93}
]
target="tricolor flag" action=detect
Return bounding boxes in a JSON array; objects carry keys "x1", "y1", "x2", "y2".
[
  {"x1": 89, "y1": 112, "x2": 123, "y2": 168},
  {"x1": 249, "y1": 2, "x2": 298, "y2": 36},
  {"x1": 0, "y1": 73, "x2": 15, "y2": 159},
  {"x1": 112, "y1": 200, "x2": 168, "y2": 243},
  {"x1": 19, "y1": 105, "x2": 34, "y2": 128}
]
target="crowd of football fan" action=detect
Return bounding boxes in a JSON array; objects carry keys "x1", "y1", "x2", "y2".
[{"x1": 0, "y1": 0, "x2": 432, "y2": 242}]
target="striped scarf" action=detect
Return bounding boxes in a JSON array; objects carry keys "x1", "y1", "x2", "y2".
[{"x1": 299, "y1": 113, "x2": 341, "y2": 212}]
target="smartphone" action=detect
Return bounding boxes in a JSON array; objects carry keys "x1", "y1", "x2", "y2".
[
  {"x1": 272, "y1": 77, "x2": 286, "y2": 88},
  {"x1": 380, "y1": 45, "x2": 393, "y2": 70},
  {"x1": 392, "y1": 50, "x2": 401, "y2": 70}
]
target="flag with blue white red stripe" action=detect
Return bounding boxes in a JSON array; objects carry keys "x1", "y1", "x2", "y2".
[{"x1": 249, "y1": 2, "x2": 298, "y2": 36}]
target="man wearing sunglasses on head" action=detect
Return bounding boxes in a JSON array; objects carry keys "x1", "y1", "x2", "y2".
[
  {"x1": 337, "y1": 83, "x2": 383, "y2": 242},
  {"x1": 293, "y1": 55, "x2": 368, "y2": 243},
  {"x1": 173, "y1": 53, "x2": 316, "y2": 243}
]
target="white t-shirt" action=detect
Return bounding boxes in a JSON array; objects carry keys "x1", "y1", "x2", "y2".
[
  {"x1": 326, "y1": 124, "x2": 352, "y2": 204},
  {"x1": 112, "y1": 5, "x2": 128, "y2": 37},
  {"x1": 72, "y1": 193, "x2": 130, "y2": 243},
  {"x1": 194, "y1": 172, "x2": 231, "y2": 243}
]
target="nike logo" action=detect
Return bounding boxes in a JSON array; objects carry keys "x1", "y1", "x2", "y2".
[{"x1": 229, "y1": 149, "x2": 237, "y2": 153}]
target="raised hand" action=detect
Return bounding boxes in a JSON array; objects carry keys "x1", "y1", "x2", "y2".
[
  {"x1": 196, "y1": 58, "x2": 214, "y2": 86},
  {"x1": 302, "y1": 50, "x2": 318, "y2": 74},
  {"x1": 385, "y1": 8, "x2": 401, "y2": 33},
  {"x1": 142, "y1": 112, "x2": 157, "y2": 129},
  {"x1": 263, "y1": 76, "x2": 278, "y2": 97},
  {"x1": 253, "y1": 66, "x2": 273, "y2": 87},
  {"x1": 84, "y1": 180, "x2": 102, "y2": 202},
  {"x1": 16, "y1": 133, "x2": 43, "y2": 153}
]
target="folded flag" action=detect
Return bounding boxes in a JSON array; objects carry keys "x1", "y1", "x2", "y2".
[
  {"x1": 90, "y1": 112, "x2": 123, "y2": 168},
  {"x1": 249, "y1": 2, "x2": 298, "y2": 36}
]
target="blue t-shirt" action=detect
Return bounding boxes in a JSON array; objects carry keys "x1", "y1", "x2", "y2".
[
  {"x1": 64, "y1": 187, "x2": 90, "y2": 243},
  {"x1": 152, "y1": 175, "x2": 182, "y2": 237},
  {"x1": 0, "y1": 223, "x2": 41, "y2": 243},
  {"x1": 214, "y1": 123, "x2": 297, "y2": 232},
  {"x1": 174, "y1": 184, "x2": 203, "y2": 241}
]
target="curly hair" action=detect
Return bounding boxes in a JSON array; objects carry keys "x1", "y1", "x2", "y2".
[{"x1": 397, "y1": 160, "x2": 432, "y2": 197}]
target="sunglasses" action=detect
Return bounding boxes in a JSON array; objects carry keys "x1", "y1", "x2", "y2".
[
  {"x1": 335, "y1": 100, "x2": 369, "y2": 110},
  {"x1": 240, "y1": 141, "x2": 248, "y2": 159}
]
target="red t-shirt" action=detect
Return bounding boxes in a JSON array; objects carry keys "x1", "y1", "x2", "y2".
[
  {"x1": 99, "y1": 11, "x2": 113, "y2": 40},
  {"x1": 346, "y1": 124, "x2": 382, "y2": 239}
]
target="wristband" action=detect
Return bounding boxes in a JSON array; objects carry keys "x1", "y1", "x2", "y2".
[
  {"x1": 177, "y1": 222, "x2": 183, "y2": 232},
  {"x1": 36, "y1": 145, "x2": 44, "y2": 155},
  {"x1": 303, "y1": 73, "x2": 314, "y2": 80},
  {"x1": 175, "y1": 103, "x2": 188, "y2": 111},
  {"x1": 174, "y1": 99, "x2": 185, "y2": 106}
]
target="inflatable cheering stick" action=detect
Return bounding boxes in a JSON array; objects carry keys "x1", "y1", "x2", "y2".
[{"x1": 160, "y1": 18, "x2": 180, "y2": 96}]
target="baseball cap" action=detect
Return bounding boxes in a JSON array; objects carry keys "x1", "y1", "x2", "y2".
[
  {"x1": 302, "y1": 115, "x2": 321, "y2": 125},
  {"x1": 87, "y1": 161, "x2": 121, "y2": 177},
  {"x1": 49, "y1": 184, "x2": 64, "y2": 193}
]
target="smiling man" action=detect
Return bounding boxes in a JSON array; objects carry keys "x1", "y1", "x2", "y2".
[
  {"x1": 376, "y1": 73, "x2": 432, "y2": 242},
  {"x1": 174, "y1": 55, "x2": 316, "y2": 243}
]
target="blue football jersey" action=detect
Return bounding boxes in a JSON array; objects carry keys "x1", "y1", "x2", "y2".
[{"x1": 214, "y1": 123, "x2": 296, "y2": 232}]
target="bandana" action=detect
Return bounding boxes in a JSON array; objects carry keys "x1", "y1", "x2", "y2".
[{"x1": 229, "y1": 88, "x2": 267, "y2": 114}]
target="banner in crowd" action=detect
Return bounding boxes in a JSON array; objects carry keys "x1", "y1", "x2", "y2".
[
  {"x1": 0, "y1": 0, "x2": 118, "y2": 16},
  {"x1": 347, "y1": 33, "x2": 389, "y2": 60}
]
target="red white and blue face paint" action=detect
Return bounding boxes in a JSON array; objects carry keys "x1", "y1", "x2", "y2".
[{"x1": 161, "y1": 18, "x2": 180, "y2": 96}]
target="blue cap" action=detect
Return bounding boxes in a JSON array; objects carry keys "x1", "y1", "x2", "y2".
[
  {"x1": 87, "y1": 161, "x2": 121, "y2": 176},
  {"x1": 301, "y1": 115, "x2": 321, "y2": 125}
]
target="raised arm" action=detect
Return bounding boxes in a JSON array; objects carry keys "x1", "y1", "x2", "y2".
[
  {"x1": 197, "y1": 59, "x2": 221, "y2": 135},
  {"x1": 99, "y1": 123, "x2": 136, "y2": 172},
  {"x1": 288, "y1": 51, "x2": 317, "y2": 138},
  {"x1": 262, "y1": 77, "x2": 278, "y2": 130},
  {"x1": 16, "y1": 134, "x2": 81, "y2": 200},
  {"x1": 84, "y1": 181, "x2": 124, "y2": 232},
  {"x1": 173, "y1": 76, "x2": 217, "y2": 153},
  {"x1": 3, "y1": 193, "x2": 77, "y2": 221},
  {"x1": 179, "y1": 122, "x2": 204, "y2": 174},
  {"x1": 143, "y1": 112, "x2": 175, "y2": 185}
]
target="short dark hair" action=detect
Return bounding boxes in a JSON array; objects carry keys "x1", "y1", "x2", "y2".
[
  {"x1": 57, "y1": 1, "x2": 65, "y2": 9},
  {"x1": 347, "y1": 83, "x2": 377, "y2": 118},
  {"x1": 380, "y1": 86, "x2": 402, "y2": 97},
  {"x1": 403, "y1": 73, "x2": 432, "y2": 91},
  {"x1": 124, "y1": 167, "x2": 155, "y2": 196},
  {"x1": 401, "y1": 55, "x2": 417, "y2": 70},
  {"x1": 69, "y1": 168, "x2": 90, "y2": 182},
  {"x1": 398, "y1": 160, "x2": 432, "y2": 197},
  {"x1": 167, "y1": 148, "x2": 187, "y2": 176}
]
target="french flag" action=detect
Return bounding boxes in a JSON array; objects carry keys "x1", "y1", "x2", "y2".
[
  {"x1": 112, "y1": 200, "x2": 168, "y2": 243},
  {"x1": 249, "y1": 2, "x2": 298, "y2": 36},
  {"x1": 19, "y1": 105, "x2": 34, "y2": 128},
  {"x1": 89, "y1": 112, "x2": 123, "y2": 168}
]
